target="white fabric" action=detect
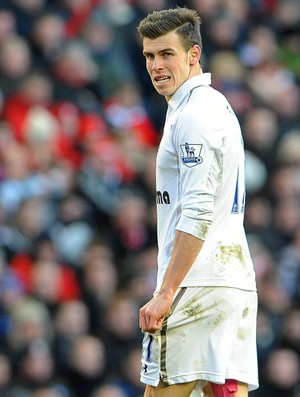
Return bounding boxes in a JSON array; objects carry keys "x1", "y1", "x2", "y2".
[
  {"x1": 155, "y1": 73, "x2": 256, "y2": 293},
  {"x1": 141, "y1": 287, "x2": 259, "y2": 391}
]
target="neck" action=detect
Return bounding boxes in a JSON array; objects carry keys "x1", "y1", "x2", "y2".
[
  {"x1": 190, "y1": 64, "x2": 203, "y2": 77},
  {"x1": 165, "y1": 67, "x2": 204, "y2": 102}
]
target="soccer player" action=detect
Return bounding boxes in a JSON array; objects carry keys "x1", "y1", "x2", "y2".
[{"x1": 137, "y1": 7, "x2": 259, "y2": 397}]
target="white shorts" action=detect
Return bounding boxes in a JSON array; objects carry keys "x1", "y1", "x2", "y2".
[{"x1": 140, "y1": 287, "x2": 259, "y2": 392}]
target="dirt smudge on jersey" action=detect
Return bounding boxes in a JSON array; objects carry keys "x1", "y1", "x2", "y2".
[{"x1": 219, "y1": 243, "x2": 244, "y2": 264}]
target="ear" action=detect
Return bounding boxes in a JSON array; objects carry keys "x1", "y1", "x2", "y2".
[{"x1": 189, "y1": 45, "x2": 201, "y2": 65}]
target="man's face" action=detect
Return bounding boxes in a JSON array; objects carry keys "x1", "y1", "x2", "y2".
[{"x1": 143, "y1": 31, "x2": 197, "y2": 101}]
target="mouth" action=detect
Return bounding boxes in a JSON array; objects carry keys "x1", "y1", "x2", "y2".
[{"x1": 154, "y1": 75, "x2": 171, "y2": 85}]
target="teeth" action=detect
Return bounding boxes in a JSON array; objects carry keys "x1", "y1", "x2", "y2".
[{"x1": 157, "y1": 77, "x2": 169, "y2": 81}]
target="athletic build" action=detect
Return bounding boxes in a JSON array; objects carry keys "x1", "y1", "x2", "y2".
[{"x1": 137, "y1": 8, "x2": 258, "y2": 397}]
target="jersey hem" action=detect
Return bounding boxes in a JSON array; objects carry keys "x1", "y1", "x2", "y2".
[{"x1": 178, "y1": 281, "x2": 257, "y2": 292}]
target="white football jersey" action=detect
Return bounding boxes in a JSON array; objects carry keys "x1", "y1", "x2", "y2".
[{"x1": 155, "y1": 73, "x2": 256, "y2": 293}]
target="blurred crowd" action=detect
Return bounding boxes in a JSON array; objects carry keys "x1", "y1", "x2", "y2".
[{"x1": 0, "y1": 0, "x2": 299, "y2": 396}]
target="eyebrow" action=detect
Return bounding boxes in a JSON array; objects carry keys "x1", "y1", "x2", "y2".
[{"x1": 143, "y1": 47, "x2": 175, "y2": 56}]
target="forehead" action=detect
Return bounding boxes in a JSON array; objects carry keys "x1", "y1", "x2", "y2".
[{"x1": 143, "y1": 31, "x2": 184, "y2": 54}]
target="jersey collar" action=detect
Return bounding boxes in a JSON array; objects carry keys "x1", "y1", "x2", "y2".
[{"x1": 167, "y1": 73, "x2": 211, "y2": 116}]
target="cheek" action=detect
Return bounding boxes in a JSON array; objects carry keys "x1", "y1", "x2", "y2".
[
  {"x1": 175, "y1": 65, "x2": 189, "y2": 81},
  {"x1": 146, "y1": 61, "x2": 152, "y2": 74}
]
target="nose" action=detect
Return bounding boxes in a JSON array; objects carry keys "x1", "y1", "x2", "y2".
[{"x1": 152, "y1": 57, "x2": 164, "y2": 71}]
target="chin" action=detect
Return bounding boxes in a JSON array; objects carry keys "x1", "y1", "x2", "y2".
[{"x1": 155, "y1": 87, "x2": 173, "y2": 97}]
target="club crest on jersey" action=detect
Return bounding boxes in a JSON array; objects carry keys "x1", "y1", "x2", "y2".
[{"x1": 180, "y1": 143, "x2": 203, "y2": 167}]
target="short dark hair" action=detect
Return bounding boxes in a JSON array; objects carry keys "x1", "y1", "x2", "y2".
[{"x1": 137, "y1": 7, "x2": 202, "y2": 52}]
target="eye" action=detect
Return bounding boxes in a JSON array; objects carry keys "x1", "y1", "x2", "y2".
[{"x1": 144, "y1": 53, "x2": 154, "y2": 61}]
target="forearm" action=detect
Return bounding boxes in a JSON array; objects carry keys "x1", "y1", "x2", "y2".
[
  {"x1": 140, "y1": 230, "x2": 204, "y2": 332},
  {"x1": 160, "y1": 229, "x2": 204, "y2": 299}
]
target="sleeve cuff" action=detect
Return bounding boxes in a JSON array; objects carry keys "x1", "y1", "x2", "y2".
[{"x1": 176, "y1": 214, "x2": 210, "y2": 240}]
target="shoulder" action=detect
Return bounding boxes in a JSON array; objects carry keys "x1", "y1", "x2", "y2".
[
  {"x1": 179, "y1": 86, "x2": 229, "y2": 130},
  {"x1": 193, "y1": 84, "x2": 228, "y2": 111}
]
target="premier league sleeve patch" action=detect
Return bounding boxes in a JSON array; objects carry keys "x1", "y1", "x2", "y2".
[{"x1": 180, "y1": 142, "x2": 203, "y2": 167}]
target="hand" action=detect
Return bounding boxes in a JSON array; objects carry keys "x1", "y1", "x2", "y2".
[{"x1": 139, "y1": 291, "x2": 174, "y2": 333}]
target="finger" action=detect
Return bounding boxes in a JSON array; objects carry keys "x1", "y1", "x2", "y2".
[
  {"x1": 140, "y1": 311, "x2": 153, "y2": 332},
  {"x1": 156, "y1": 316, "x2": 164, "y2": 330},
  {"x1": 146, "y1": 315, "x2": 163, "y2": 333},
  {"x1": 139, "y1": 306, "x2": 147, "y2": 329},
  {"x1": 139, "y1": 313, "x2": 147, "y2": 331},
  {"x1": 140, "y1": 314, "x2": 156, "y2": 333}
]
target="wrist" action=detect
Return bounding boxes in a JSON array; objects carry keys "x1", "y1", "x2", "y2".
[{"x1": 158, "y1": 287, "x2": 176, "y2": 300}]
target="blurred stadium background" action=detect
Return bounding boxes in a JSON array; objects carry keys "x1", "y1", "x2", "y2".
[{"x1": 0, "y1": 1, "x2": 300, "y2": 396}]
